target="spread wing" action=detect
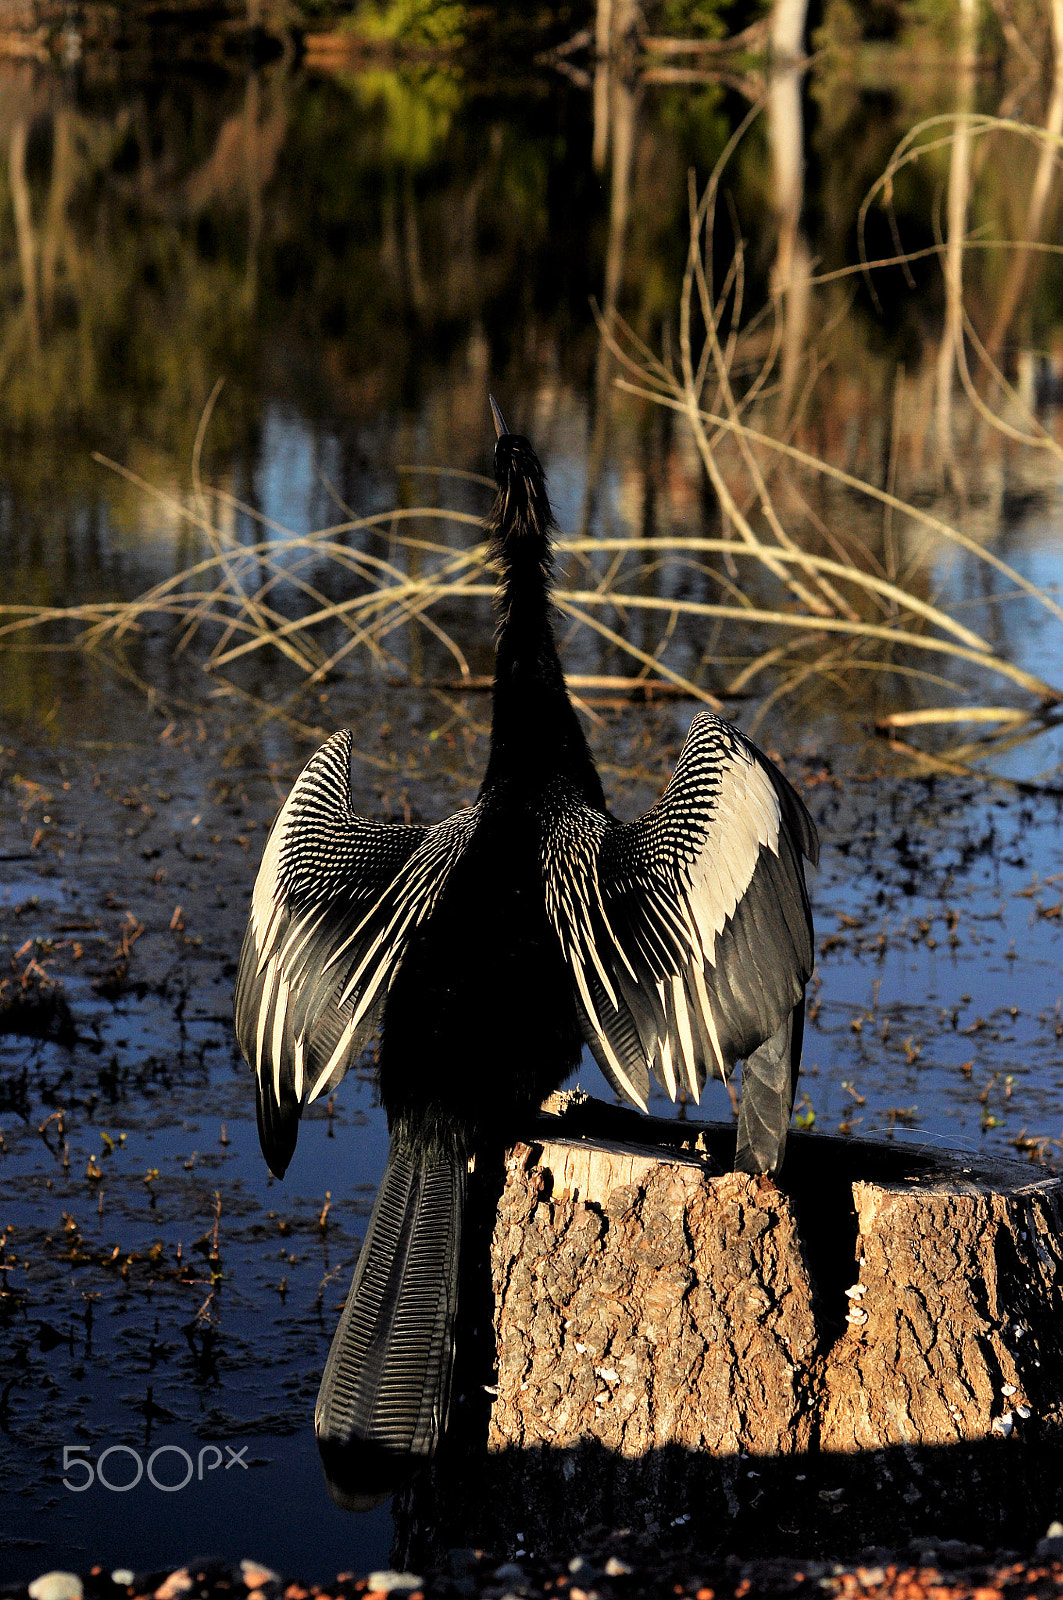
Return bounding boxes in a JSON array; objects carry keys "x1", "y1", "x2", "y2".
[
  {"x1": 545, "y1": 710, "x2": 818, "y2": 1113},
  {"x1": 234, "y1": 729, "x2": 479, "y2": 1176}
]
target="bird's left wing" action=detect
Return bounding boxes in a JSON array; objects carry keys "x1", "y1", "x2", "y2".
[
  {"x1": 235, "y1": 729, "x2": 477, "y2": 1176},
  {"x1": 544, "y1": 710, "x2": 818, "y2": 1113}
]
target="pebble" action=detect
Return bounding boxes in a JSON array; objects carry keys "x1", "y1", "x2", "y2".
[
  {"x1": 154, "y1": 1573, "x2": 193, "y2": 1600},
  {"x1": 18, "y1": 1547, "x2": 1063, "y2": 1600},
  {"x1": 1037, "y1": 1522, "x2": 1063, "y2": 1559},
  {"x1": 241, "y1": 1563, "x2": 279, "y2": 1591},
  {"x1": 28, "y1": 1574, "x2": 83, "y2": 1600},
  {"x1": 365, "y1": 1574, "x2": 423, "y2": 1595}
]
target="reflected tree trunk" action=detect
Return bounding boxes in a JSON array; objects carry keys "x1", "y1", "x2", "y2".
[
  {"x1": 592, "y1": 0, "x2": 613, "y2": 170},
  {"x1": 380, "y1": 185, "x2": 402, "y2": 282},
  {"x1": 581, "y1": 64, "x2": 639, "y2": 542},
  {"x1": 767, "y1": 61, "x2": 812, "y2": 425},
  {"x1": 593, "y1": 0, "x2": 640, "y2": 171},
  {"x1": 934, "y1": 0, "x2": 977, "y2": 496},
  {"x1": 10, "y1": 118, "x2": 38, "y2": 359},
  {"x1": 41, "y1": 106, "x2": 73, "y2": 323},
  {"x1": 403, "y1": 172, "x2": 429, "y2": 318},
  {"x1": 770, "y1": 0, "x2": 808, "y2": 60},
  {"x1": 243, "y1": 71, "x2": 262, "y2": 303},
  {"x1": 984, "y1": 0, "x2": 1063, "y2": 366}
]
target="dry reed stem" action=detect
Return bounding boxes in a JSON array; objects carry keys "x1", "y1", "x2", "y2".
[
  {"x1": 879, "y1": 706, "x2": 1033, "y2": 728},
  {"x1": 1, "y1": 473, "x2": 1054, "y2": 723},
  {"x1": 557, "y1": 586, "x2": 1050, "y2": 697},
  {"x1": 613, "y1": 376, "x2": 1063, "y2": 682},
  {"x1": 558, "y1": 538, "x2": 991, "y2": 651}
]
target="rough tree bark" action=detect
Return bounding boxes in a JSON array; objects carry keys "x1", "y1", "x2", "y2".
[
  {"x1": 489, "y1": 1137, "x2": 818, "y2": 1460},
  {"x1": 396, "y1": 1098, "x2": 1063, "y2": 1565}
]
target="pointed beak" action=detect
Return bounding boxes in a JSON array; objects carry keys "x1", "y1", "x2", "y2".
[{"x1": 489, "y1": 394, "x2": 508, "y2": 439}]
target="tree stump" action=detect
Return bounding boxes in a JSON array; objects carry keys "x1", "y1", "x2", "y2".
[{"x1": 395, "y1": 1097, "x2": 1063, "y2": 1565}]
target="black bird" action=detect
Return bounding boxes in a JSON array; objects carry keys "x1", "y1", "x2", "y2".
[{"x1": 233, "y1": 398, "x2": 818, "y2": 1506}]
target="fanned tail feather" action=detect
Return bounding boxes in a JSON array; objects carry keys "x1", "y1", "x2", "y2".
[{"x1": 315, "y1": 1142, "x2": 465, "y2": 1509}]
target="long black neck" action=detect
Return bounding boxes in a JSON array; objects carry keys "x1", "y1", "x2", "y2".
[{"x1": 480, "y1": 508, "x2": 604, "y2": 807}]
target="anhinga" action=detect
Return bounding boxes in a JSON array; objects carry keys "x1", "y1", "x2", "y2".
[{"x1": 234, "y1": 398, "x2": 818, "y2": 1508}]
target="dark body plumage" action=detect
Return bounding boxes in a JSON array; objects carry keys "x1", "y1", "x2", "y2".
[{"x1": 233, "y1": 404, "x2": 818, "y2": 1508}]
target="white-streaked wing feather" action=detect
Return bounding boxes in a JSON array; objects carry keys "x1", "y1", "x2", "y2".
[
  {"x1": 234, "y1": 729, "x2": 478, "y2": 1176},
  {"x1": 545, "y1": 711, "x2": 817, "y2": 1112}
]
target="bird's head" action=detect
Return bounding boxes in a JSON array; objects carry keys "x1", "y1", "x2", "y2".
[{"x1": 487, "y1": 395, "x2": 556, "y2": 563}]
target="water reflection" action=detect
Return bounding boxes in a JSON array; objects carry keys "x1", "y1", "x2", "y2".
[{"x1": 0, "y1": 38, "x2": 1059, "y2": 754}]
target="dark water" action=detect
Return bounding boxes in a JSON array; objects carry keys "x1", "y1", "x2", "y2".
[{"x1": 2, "y1": 20, "x2": 1063, "y2": 1583}]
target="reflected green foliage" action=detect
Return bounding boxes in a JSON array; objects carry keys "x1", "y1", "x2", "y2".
[
  {"x1": 348, "y1": 0, "x2": 468, "y2": 45},
  {"x1": 814, "y1": 0, "x2": 906, "y2": 45},
  {"x1": 898, "y1": 0, "x2": 988, "y2": 46},
  {"x1": 647, "y1": 0, "x2": 734, "y2": 38},
  {"x1": 349, "y1": 67, "x2": 464, "y2": 165}
]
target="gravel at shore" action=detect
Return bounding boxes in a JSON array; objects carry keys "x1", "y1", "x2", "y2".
[{"x1": 10, "y1": 1534, "x2": 1063, "y2": 1600}]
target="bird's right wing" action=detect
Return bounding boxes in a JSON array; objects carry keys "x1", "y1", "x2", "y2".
[
  {"x1": 545, "y1": 710, "x2": 817, "y2": 1114},
  {"x1": 234, "y1": 729, "x2": 479, "y2": 1176}
]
